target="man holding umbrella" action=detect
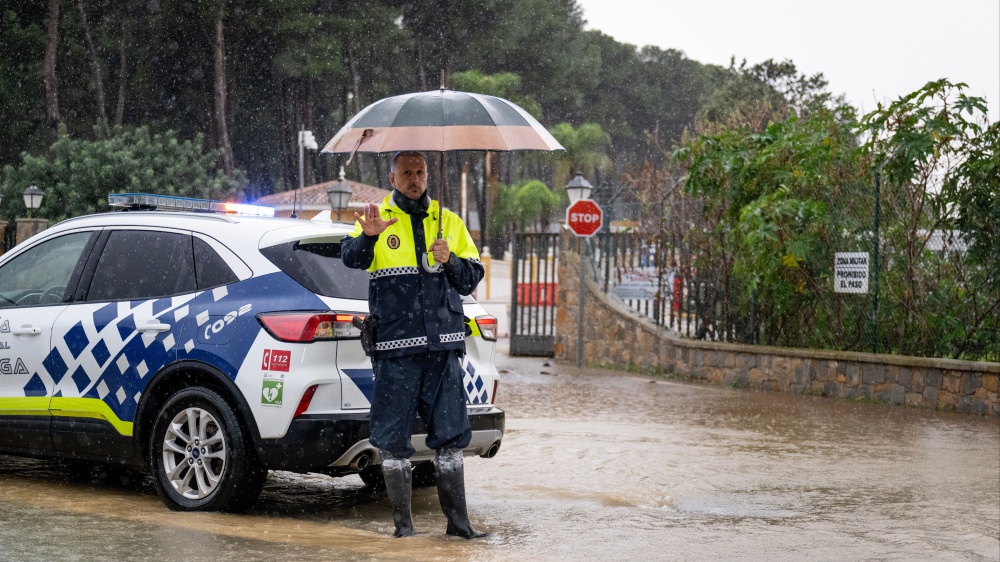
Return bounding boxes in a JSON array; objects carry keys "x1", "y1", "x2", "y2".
[{"x1": 341, "y1": 150, "x2": 487, "y2": 539}]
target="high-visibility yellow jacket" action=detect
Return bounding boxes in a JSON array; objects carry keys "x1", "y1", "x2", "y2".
[{"x1": 341, "y1": 193, "x2": 484, "y2": 358}]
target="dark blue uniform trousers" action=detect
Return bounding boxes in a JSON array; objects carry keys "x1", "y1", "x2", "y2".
[{"x1": 370, "y1": 350, "x2": 472, "y2": 459}]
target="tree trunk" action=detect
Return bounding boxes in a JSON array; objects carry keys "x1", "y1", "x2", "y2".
[
  {"x1": 346, "y1": 46, "x2": 366, "y2": 183},
  {"x1": 417, "y1": 43, "x2": 427, "y2": 91},
  {"x1": 279, "y1": 80, "x2": 291, "y2": 188},
  {"x1": 114, "y1": 5, "x2": 131, "y2": 126},
  {"x1": 44, "y1": 0, "x2": 61, "y2": 142},
  {"x1": 75, "y1": 0, "x2": 109, "y2": 136},
  {"x1": 485, "y1": 151, "x2": 500, "y2": 248},
  {"x1": 214, "y1": 17, "x2": 235, "y2": 176}
]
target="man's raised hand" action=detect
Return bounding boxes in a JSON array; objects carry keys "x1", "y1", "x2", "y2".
[{"x1": 356, "y1": 203, "x2": 397, "y2": 237}]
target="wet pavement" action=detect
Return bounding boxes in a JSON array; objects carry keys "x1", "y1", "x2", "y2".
[{"x1": 1, "y1": 345, "x2": 998, "y2": 561}]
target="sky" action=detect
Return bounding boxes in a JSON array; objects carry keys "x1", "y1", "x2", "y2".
[{"x1": 574, "y1": 0, "x2": 1000, "y2": 123}]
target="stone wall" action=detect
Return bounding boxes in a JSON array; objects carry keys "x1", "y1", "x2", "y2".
[{"x1": 554, "y1": 240, "x2": 1000, "y2": 417}]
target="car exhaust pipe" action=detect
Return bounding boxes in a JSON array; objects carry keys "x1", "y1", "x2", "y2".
[
  {"x1": 350, "y1": 451, "x2": 371, "y2": 471},
  {"x1": 481, "y1": 442, "x2": 501, "y2": 458}
]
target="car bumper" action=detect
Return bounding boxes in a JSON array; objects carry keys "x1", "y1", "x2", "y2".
[{"x1": 256, "y1": 406, "x2": 505, "y2": 473}]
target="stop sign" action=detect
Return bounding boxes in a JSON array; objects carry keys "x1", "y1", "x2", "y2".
[{"x1": 566, "y1": 199, "x2": 603, "y2": 237}]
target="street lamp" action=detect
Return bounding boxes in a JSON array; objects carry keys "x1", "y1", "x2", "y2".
[
  {"x1": 564, "y1": 172, "x2": 593, "y2": 204},
  {"x1": 22, "y1": 185, "x2": 44, "y2": 219},
  {"x1": 564, "y1": 172, "x2": 594, "y2": 369},
  {"x1": 294, "y1": 129, "x2": 318, "y2": 218},
  {"x1": 326, "y1": 167, "x2": 353, "y2": 222}
]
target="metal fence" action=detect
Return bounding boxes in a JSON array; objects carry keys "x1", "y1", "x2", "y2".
[{"x1": 583, "y1": 203, "x2": 999, "y2": 363}]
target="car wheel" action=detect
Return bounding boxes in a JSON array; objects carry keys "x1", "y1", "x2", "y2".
[{"x1": 150, "y1": 386, "x2": 265, "y2": 512}]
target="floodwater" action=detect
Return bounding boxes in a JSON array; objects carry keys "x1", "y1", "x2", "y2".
[{"x1": 1, "y1": 347, "x2": 998, "y2": 561}]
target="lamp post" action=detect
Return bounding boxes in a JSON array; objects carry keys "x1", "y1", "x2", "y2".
[
  {"x1": 564, "y1": 172, "x2": 593, "y2": 205},
  {"x1": 295, "y1": 129, "x2": 318, "y2": 218},
  {"x1": 326, "y1": 167, "x2": 353, "y2": 222},
  {"x1": 565, "y1": 173, "x2": 593, "y2": 368},
  {"x1": 22, "y1": 185, "x2": 44, "y2": 219}
]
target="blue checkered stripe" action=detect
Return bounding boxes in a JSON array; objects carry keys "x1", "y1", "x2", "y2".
[
  {"x1": 41, "y1": 287, "x2": 233, "y2": 423},
  {"x1": 462, "y1": 357, "x2": 490, "y2": 405}
]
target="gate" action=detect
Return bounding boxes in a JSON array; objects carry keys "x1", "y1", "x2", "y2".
[
  {"x1": 509, "y1": 232, "x2": 560, "y2": 356},
  {"x1": 2, "y1": 223, "x2": 14, "y2": 253}
]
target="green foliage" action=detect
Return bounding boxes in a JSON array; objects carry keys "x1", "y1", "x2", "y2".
[
  {"x1": 0, "y1": 9, "x2": 45, "y2": 167},
  {"x1": 513, "y1": 179, "x2": 562, "y2": 231},
  {"x1": 487, "y1": 182, "x2": 519, "y2": 244},
  {"x1": 1, "y1": 0, "x2": 728, "y2": 194},
  {"x1": 488, "y1": 179, "x2": 561, "y2": 239},
  {"x1": 0, "y1": 126, "x2": 241, "y2": 222},
  {"x1": 678, "y1": 103, "x2": 864, "y2": 347},
  {"x1": 666, "y1": 78, "x2": 998, "y2": 359},
  {"x1": 548, "y1": 122, "x2": 611, "y2": 184},
  {"x1": 857, "y1": 79, "x2": 997, "y2": 359},
  {"x1": 947, "y1": 122, "x2": 999, "y2": 271},
  {"x1": 450, "y1": 70, "x2": 543, "y2": 119},
  {"x1": 697, "y1": 58, "x2": 840, "y2": 134}
]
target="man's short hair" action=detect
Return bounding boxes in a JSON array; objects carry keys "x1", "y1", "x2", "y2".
[{"x1": 391, "y1": 151, "x2": 426, "y2": 171}]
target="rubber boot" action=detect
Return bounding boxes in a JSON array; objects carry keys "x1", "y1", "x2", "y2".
[
  {"x1": 381, "y1": 453, "x2": 415, "y2": 537},
  {"x1": 434, "y1": 448, "x2": 488, "y2": 539}
]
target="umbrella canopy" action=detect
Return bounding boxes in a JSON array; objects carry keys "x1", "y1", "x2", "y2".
[
  {"x1": 322, "y1": 88, "x2": 563, "y2": 272},
  {"x1": 321, "y1": 89, "x2": 564, "y2": 155}
]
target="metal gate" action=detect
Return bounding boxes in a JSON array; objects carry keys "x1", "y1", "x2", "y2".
[{"x1": 509, "y1": 232, "x2": 560, "y2": 356}]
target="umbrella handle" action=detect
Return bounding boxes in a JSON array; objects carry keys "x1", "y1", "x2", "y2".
[{"x1": 421, "y1": 252, "x2": 442, "y2": 273}]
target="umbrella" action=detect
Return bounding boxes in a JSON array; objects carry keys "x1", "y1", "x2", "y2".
[{"x1": 322, "y1": 86, "x2": 564, "y2": 271}]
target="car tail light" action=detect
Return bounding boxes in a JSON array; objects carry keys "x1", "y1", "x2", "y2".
[
  {"x1": 491, "y1": 379, "x2": 498, "y2": 404},
  {"x1": 257, "y1": 312, "x2": 363, "y2": 343},
  {"x1": 294, "y1": 385, "x2": 318, "y2": 417},
  {"x1": 475, "y1": 315, "x2": 498, "y2": 341}
]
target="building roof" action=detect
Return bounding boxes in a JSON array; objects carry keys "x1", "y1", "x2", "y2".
[{"x1": 253, "y1": 179, "x2": 391, "y2": 212}]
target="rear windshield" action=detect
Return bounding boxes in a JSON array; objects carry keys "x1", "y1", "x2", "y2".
[{"x1": 260, "y1": 241, "x2": 369, "y2": 300}]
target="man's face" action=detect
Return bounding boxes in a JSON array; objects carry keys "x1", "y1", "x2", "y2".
[{"x1": 389, "y1": 155, "x2": 428, "y2": 200}]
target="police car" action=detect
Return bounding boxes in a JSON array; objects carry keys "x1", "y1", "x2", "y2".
[{"x1": 0, "y1": 193, "x2": 503, "y2": 512}]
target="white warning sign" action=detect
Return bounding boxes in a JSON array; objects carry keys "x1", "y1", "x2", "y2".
[{"x1": 834, "y1": 252, "x2": 869, "y2": 294}]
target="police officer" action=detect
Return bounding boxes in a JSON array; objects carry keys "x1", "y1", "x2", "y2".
[{"x1": 341, "y1": 151, "x2": 487, "y2": 539}]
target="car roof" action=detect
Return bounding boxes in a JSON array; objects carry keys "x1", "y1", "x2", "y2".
[{"x1": 42, "y1": 211, "x2": 355, "y2": 248}]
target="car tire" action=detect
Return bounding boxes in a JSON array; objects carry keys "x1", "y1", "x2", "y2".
[
  {"x1": 150, "y1": 386, "x2": 266, "y2": 512},
  {"x1": 359, "y1": 461, "x2": 437, "y2": 490}
]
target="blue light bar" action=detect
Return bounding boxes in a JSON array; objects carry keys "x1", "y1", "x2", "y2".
[{"x1": 108, "y1": 193, "x2": 275, "y2": 217}]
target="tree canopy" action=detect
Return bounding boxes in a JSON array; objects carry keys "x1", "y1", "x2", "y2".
[{"x1": 1, "y1": 0, "x2": 731, "y2": 199}]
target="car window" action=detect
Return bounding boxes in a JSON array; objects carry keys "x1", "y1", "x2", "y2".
[
  {"x1": 87, "y1": 230, "x2": 197, "y2": 301},
  {"x1": 194, "y1": 237, "x2": 239, "y2": 289},
  {"x1": 259, "y1": 241, "x2": 369, "y2": 300},
  {"x1": 0, "y1": 231, "x2": 94, "y2": 308}
]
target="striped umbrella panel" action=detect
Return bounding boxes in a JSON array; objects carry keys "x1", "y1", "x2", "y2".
[{"x1": 322, "y1": 90, "x2": 564, "y2": 153}]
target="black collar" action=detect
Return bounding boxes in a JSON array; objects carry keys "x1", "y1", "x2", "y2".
[{"x1": 392, "y1": 189, "x2": 430, "y2": 216}]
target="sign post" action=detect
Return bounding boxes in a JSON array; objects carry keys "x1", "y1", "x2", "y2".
[{"x1": 566, "y1": 200, "x2": 603, "y2": 367}]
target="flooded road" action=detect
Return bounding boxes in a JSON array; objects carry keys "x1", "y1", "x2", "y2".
[{"x1": 1, "y1": 347, "x2": 998, "y2": 561}]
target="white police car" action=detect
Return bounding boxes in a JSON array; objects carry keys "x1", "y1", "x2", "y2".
[{"x1": 0, "y1": 193, "x2": 503, "y2": 512}]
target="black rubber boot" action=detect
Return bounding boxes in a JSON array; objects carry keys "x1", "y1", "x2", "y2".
[
  {"x1": 434, "y1": 448, "x2": 488, "y2": 539},
  {"x1": 381, "y1": 452, "x2": 415, "y2": 537}
]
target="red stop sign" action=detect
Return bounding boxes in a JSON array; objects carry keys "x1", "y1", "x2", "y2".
[{"x1": 566, "y1": 199, "x2": 603, "y2": 237}]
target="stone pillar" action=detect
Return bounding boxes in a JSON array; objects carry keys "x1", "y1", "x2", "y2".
[{"x1": 16, "y1": 218, "x2": 49, "y2": 245}]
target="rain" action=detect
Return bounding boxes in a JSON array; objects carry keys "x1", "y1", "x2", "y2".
[{"x1": 0, "y1": 1, "x2": 998, "y2": 560}]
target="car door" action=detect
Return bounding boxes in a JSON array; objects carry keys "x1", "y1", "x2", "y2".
[
  {"x1": 49, "y1": 228, "x2": 198, "y2": 457},
  {"x1": 0, "y1": 230, "x2": 97, "y2": 452}
]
